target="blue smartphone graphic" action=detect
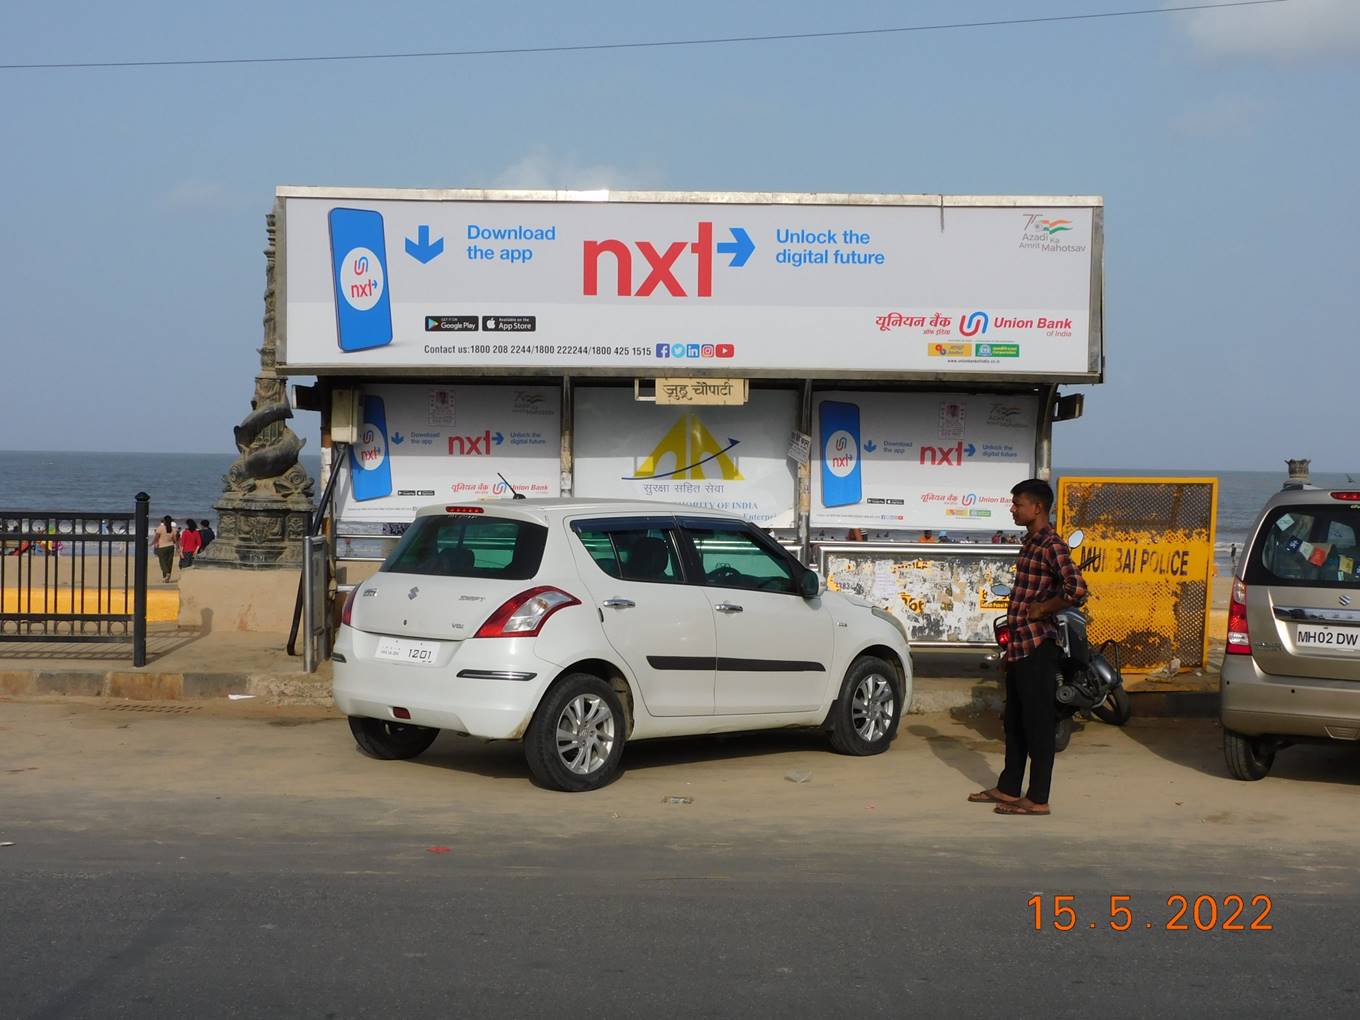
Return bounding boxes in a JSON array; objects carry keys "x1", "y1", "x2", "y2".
[
  {"x1": 819, "y1": 400, "x2": 862, "y2": 508},
  {"x1": 329, "y1": 208, "x2": 393, "y2": 352},
  {"x1": 349, "y1": 395, "x2": 393, "y2": 501}
]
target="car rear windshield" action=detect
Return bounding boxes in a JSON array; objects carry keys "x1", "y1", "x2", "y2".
[
  {"x1": 1246, "y1": 504, "x2": 1360, "y2": 590},
  {"x1": 380, "y1": 515, "x2": 547, "y2": 580}
]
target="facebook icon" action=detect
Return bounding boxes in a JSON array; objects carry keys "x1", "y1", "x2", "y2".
[{"x1": 655, "y1": 343, "x2": 670, "y2": 358}]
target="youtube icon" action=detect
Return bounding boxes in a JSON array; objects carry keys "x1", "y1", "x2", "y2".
[{"x1": 716, "y1": 343, "x2": 735, "y2": 358}]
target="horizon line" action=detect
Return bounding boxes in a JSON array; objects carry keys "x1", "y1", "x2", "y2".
[{"x1": 0, "y1": 448, "x2": 1350, "y2": 475}]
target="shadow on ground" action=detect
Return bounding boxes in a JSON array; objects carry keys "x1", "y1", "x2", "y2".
[
  {"x1": 1117, "y1": 716, "x2": 1360, "y2": 787},
  {"x1": 0, "y1": 629, "x2": 206, "y2": 663},
  {"x1": 412, "y1": 727, "x2": 834, "y2": 785}
]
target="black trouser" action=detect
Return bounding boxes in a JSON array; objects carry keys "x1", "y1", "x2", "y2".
[
  {"x1": 998, "y1": 640, "x2": 1062, "y2": 805},
  {"x1": 156, "y1": 546, "x2": 174, "y2": 580}
]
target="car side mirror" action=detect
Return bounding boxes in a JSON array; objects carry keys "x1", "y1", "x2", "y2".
[{"x1": 799, "y1": 569, "x2": 821, "y2": 599}]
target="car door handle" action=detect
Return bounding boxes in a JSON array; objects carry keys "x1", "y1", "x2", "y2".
[
  {"x1": 715, "y1": 602, "x2": 744, "y2": 613},
  {"x1": 602, "y1": 598, "x2": 636, "y2": 609}
]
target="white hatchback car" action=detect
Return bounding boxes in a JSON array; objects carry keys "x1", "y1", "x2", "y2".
[{"x1": 333, "y1": 500, "x2": 913, "y2": 791}]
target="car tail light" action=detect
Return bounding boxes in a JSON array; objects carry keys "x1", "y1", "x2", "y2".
[
  {"x1": 446, "y1": 505, "x2": 484, "y2": 513},
  {"x1": 341, "y1": 585, "x2": 360, "y2": 627},
  {"x1": 1330, "y1": 491, "x2": 1360, "y2": 502},
  {"x1": 475, "y1": 586, "x2": 581, "y2": 638},
  {"x1": 1226, "y1": 578, "x2": 1250, "y2": 655}
]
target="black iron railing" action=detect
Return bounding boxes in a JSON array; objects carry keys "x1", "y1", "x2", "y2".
[
  {"x1": 0, "y1": 493, "x2": 149, "y2": 666},
  {"x1": 288, "y1": 446, "x2": 346, "y2": 660}
]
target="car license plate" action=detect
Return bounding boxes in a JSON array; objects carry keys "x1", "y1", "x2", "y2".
[
  {"x1": 1294, "y1": 624, "x2": 1360, "y2": 655},
  {"x1": 374, "y1": 637, "x2": 441, "y2": 665}
]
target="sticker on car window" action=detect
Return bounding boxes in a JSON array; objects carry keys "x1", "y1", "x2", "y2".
[
  {"x1": 1286, "y1": 537, "x2": 1302, "y2": 554},
  {"x1": 1308, "y1": 544, "x2": 1331, "y2": 567},
  {"x1": 1276, "y1": 513, "x2": 1295, "y2": 531},
  {"x1": 1344, "y1": 555, "x2": 1357, "y2": 575}
]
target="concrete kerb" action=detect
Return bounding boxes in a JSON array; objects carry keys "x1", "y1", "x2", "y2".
[
  {"x1": 1, "y1": 666, "x2": 1214, "y2": 716},
  {"x1": 0, "y1": 667, "x2": 333, "y2": 706}
]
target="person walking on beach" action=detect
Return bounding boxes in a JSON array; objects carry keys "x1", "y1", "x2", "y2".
[
  {"x1": 197, "y1": 518, "x2": 216, "y2": 552},
  {"x1": 969, "y1": 478, "x2": 1087, "y2": 817},
  {"x1": 152, "y1": 516, "x2": 176, "y2": 582},
  {"x1": 178, "y1": 519, "x2": 202, "y2": 570}
]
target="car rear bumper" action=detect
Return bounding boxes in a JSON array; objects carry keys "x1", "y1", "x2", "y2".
[
  {"x1": 1220, "y1": 654, "x2": 1360, "y2": 741},
  {"x1": 332, "y1": 626, "x2": 560, "y2": 740}
]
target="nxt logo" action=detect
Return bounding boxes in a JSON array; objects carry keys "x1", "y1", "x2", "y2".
[{"x1": 624, "y1": 414, "x2": 743, "y2": 481}]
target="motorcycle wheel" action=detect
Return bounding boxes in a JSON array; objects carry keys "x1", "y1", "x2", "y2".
[
  {"x1": 1054, "y1": 716, "x2": 1073, "y2": 753},
  {"x1": 1092, "y1": 686, "x2": 1133, "y2": 726}
]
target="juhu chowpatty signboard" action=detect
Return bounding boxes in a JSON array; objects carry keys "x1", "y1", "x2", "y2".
[{"x1": 278, "y1": 188, "x2": 1102, "y2": 378}]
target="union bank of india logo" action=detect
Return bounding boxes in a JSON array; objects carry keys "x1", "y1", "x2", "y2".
[{"x1": 624, "y1": 414, "x2": 742, "y2": 481}]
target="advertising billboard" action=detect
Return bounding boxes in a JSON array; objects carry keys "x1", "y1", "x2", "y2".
[
  {"x1": 279, "y1": 189, "x2": 1102, "y2": 380},
  {"x1": 334, "y1": 384, "x2": 561, "y2": 522},
  {"x1": 810, "y1": 391, "x2": 1038, "y2": 531},
  {"x1": 573, "y1": 387, "x2": 798, "y2": 526}
]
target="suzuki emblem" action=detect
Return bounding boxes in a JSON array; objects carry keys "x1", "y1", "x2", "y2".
[
  {"x1": 408, "y1": 586, "x2": 420, "y2": 601},
  {"x1": 1341, "y1": 594, "x2": 1353, "y2": 607}
]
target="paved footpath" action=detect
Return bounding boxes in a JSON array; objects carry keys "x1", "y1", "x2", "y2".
[{"x1": 2, "y1": 698, "x2": 1357, "y2": 1018}]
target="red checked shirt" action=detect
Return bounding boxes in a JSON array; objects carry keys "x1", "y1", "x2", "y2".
[{"x1": 1006, "y1": 525, "x2": 1088, "y2": 662}]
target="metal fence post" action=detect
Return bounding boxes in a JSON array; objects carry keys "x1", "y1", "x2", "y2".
[
  {"x1": 132, "y1": 492, "x2": 149, "y2": 667},
  {"x1": 303, "y1": 536, "x2": 317, "y2": 674}
]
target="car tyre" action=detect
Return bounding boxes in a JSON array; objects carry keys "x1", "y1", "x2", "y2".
[
  {"x1": 828, "y1": 655, "x2": 902, "y2": 756},
  {"x1": 348, "y1": 716, "x2": 440, "y2": 760},
  {"x1": 524, "y1": 673, "x2": 626, "y2": 792},
  {"x1": 1224, "y1": 729, "x2": 1274, "y2": 781}
]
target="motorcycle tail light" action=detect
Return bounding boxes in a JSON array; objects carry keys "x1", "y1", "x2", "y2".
[
  {"x1": 997, "y1": 626, "x2": 1011, "y2": 648},
  {"x1": 1226, "y1": 578, "x2": 1250, "y2": 655}
]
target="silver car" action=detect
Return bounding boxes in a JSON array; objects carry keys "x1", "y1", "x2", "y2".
[{"x1": 1221, "y1": 486, "x2": 1360, "y2": 779}]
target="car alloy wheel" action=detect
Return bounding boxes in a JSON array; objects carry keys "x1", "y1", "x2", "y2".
[
  {"x1": 555, "y1": 693, "x2": 616, "y2": 775},
  {"x1": 852, "y1": 673, "x2": 895, "y2": 743}
]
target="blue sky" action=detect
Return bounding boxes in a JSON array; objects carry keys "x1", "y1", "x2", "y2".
[{"x1": 1, "y1": 0, "x2": 1356, "y2": 471}]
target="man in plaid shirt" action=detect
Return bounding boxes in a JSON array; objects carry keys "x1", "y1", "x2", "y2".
[{"x1": 969, "y1": 478, "x2": 1087, "y2": 816}]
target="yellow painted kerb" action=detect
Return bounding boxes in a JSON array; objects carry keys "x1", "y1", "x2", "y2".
[{"x1": 0, "y1": 587, "x2": 179, "y2": 623}]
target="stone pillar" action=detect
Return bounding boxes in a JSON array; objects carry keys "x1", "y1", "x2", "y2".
[{"x1": 199, "y1": 211, "x2": 316, "y2": 569}]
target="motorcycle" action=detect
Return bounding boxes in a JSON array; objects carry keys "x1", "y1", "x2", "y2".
[{"x1": 987, "y1": 530, "x2": 1132, "y2": 752}]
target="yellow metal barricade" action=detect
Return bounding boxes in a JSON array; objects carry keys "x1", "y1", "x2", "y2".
[{"x1": 1057, "y1": 477, "x2": 1218, "y2": 672}]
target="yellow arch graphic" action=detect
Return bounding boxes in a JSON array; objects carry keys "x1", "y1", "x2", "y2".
[{"x1": 634, "y1": 414, "x2": 742, "y2": 480}]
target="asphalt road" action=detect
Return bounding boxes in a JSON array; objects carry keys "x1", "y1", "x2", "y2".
[{"x1": 2, "y1": 700, "x2": 1358, "y2": 1018}]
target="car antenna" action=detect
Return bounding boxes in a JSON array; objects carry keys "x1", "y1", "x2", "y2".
[{"x1": 498, "y1": 473, "x2": 526, "y2": 500}]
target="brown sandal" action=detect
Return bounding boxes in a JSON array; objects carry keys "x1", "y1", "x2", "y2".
[
  {"x1": 994, "y1": 799, "x2": 1051, "y2": 816},
  {"x1": 967, "y1": 788, "x2": 1019, "y2": 804}
]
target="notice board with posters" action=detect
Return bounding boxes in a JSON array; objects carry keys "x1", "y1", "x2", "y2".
[
  {"x1": 573, "y1": 387, "x2": 798, "y2": 527},
  {"x1": 277, "y1": 188, "x2": 1102, "y2": 380},
  {"x1": 1057, "y1": 477, "x2": 1218, "y2": 672},
  {"x1": 335, "y1": 384, "x2": 562, "y2": 523},
  {"x1": 820, "y1": 544, "x2": 1018, "y2": 646},
  {"x1": 811, "y1": 391, "x2": 1038, "y2": 531}
]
